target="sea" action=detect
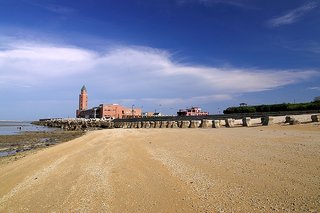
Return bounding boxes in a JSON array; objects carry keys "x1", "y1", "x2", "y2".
[{"x1": 0, "y1": 121, "x2": 53, "y2": 135}]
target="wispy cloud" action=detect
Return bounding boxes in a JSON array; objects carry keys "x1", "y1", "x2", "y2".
[
  {"x1": 41, "y1": 4, "x2": 76, "y2": 14},
  {"x1": 268, "y1": 2, "x2": 318, "y2": 27},
  {"x1": 177, "y1": 0, "x2": 255, "y2": 9},
  {"x1": 277, "y1": 39, "x2": 320, "y2": 55},
  {"x1": 25, "y1": 1, "x2": 77, "y2": 14},
  {"x1": 292, "y1": 41, "x2": 320, "y2": 54},
  {"x1": 0, "y1": 37, "x2": 318, "y2": 110},
  {"x1": 137, "y1": 94, "x2": 233, "y2": 106},
  {"x1": 308, "y1": 86, "x2": 320, "y2": 91}
]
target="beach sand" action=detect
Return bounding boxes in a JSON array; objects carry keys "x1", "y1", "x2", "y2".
[{"x1": 0, "y1": 123, "x2": 319, "y2": 212}]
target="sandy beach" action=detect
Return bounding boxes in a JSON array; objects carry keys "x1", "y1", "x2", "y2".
[{"x1": 0, "y1": 123, "x2": 319, "y2": 212}]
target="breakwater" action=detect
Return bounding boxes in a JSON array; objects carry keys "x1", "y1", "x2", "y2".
[
  {"x1": 32, "y1": 118, "x2": 114, "y2": 130},
  {"x1": 33, "y1": 114, "x2": 320, "y2": 130}
]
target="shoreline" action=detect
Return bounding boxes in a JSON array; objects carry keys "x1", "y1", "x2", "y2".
[
  {"x1": 0, "y1": 130, "x2": 84, "y2": 165},
  {"x1": 0, "y1": 120, "x2": 32, "y2": 123},
  {"x1": 0, "y1": 124, "x2": 29, "y2": 127}
]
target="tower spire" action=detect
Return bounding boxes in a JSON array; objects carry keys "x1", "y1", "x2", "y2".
[{"x1": 79, "y1": 85, "x2": 88, "y2": 111}]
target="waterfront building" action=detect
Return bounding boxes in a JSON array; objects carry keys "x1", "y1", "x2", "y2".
[
  {"x1": 177, "y1": 106, "x2": 208, "y2": 116},
  {"x1": 76, "y1": 86, "x2": 141, "y2": 119},
  {"x1": 142, "y1": 112, "x2": 157, "y2": 117},
  {"x1": 97, "y1": 104, "x2": 141, "y2": 119}
]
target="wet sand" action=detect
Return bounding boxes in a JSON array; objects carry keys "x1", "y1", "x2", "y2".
[
  {"x1": 0, "y1": 124, "x2": 319, "y2": 212},
  {"x1": 0, "y1": 131, "x2": 84, "y2": 164}
]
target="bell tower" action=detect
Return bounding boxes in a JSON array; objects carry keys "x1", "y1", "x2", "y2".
[
  {"x1": 79, "y1": 85, "x2": 88, "y2": 111},
  {"x1": 76, "y1": 85, "x2": 88, "y2": 117}
]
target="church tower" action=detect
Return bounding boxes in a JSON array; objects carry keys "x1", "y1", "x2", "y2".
[
  {"x1": 79, "y1": 85, "x2": 88, "y2": 111},
  {"x1": 76, "y1": 85, "x2": 89, "y2": 118}
]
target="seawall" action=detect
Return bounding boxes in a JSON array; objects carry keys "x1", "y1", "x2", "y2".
[{"x1": 33, "y1": 114, "x2": 320, "y2": 130}]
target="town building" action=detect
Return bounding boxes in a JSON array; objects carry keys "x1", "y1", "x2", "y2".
[
  {"x1": 97, "y1": 104, "x2": 141, "y2": 119},
  {"x1": 141, "y1": 112, "x2": 155, "y2": 117},
  {"x1": 141, "y1": 112, "x2": 163, "y2": 117},
  {"x1": 76, "y1": 86, "x2": 141, "y2": 119},
  {"x1": 177, "y1": 106, "x2": 209, "y2": 116},
  {"x1": 152, "y1": 112, "x2": 162, "y2": 117}
]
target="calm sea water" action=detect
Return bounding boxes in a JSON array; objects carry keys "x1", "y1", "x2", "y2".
[{"x1": 0, "y1": 121, "x2": 53, "y2": 135}]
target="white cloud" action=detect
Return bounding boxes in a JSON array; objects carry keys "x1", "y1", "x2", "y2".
[
  {"x1": 0, "y1": 42, "x2": 97, "y2": 81},
  {"x1": 0, "y1": 38, "x2": 318, "y2": 108},
  {"x1": 308, "y1": 86, "x2": 320, "y2": 91},
  {"x1": 268, "y1": 2, "x2": 318, "y2": 27}
]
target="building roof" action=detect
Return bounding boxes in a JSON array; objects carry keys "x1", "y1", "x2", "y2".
[{"x1": 81, "y1": 85, "x2": 87, "y2": 92}]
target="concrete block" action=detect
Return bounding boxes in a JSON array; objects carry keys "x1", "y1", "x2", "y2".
[
  {"x1": 155, "y1": 121, "x2": 161, "y2": 128},
  {"x1": 242, "y1": 117, "x2": 251, "y2": 127},
  {"x1": 311, "y1": 114, "x2": 320, "y2": 122},
  {"x1": 200, "y1": 119, "x2": 212, "y2": 128},
  {"x1": 219, "y1": 120, "x2": 226, "y2": 126},
  {"x1": 160, "y1": 121, "x2": 168, "y2": 128},
  {"x1": 133, "y1": 122, "x2": 138, "y2": 128},
  {"x1": 289, "y1": 118, "x2": 300, "y2": 125},
  {"x1": 180, "y1": 120, "x2": 190, "y2": 128},
  {"x1": 189, "y1": 120, "x2": 201, "y2": 128},
  {"x1": 225, "y1": 118, "x2": 235, "y2": 128},
  {"x1": 285, "y1": 116, "x2": 294, "y2": 123},
  {"x1": 212, "y1": 120, "x2": 220, "y2": 128},
  {"x1": 261, "y1": 116, "x2": 274, "y2": 126},
  {"x1": 141, "y1": 121, "x2": 149, "y2": 128},
  {"x1": 171, "y1": 121, "x2": 178, "y2": 128}
]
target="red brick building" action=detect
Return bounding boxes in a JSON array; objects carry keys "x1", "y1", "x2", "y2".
[
  {"x1": 98, "y1": 104, "x2": 141, "y2": 119},
  {"x1": 76, "y1": 86, "x2": 141, "y2": 119}
]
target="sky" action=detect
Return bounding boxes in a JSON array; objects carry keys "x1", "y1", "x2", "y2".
[{"x1": 0, "y1": 0, "x2": 319, "y2": 120}]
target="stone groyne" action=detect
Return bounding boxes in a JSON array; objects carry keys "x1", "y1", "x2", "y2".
[
  {"x1": 34, "y1": 114, "x2": 319, "y2": 131},
  {"x1": 32, "y1": 118, "x2": 113, "y2": 131}
]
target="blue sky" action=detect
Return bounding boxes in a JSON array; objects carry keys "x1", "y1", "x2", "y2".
[{"x1": 0, "y1": 0, "x2": 319, "y2": 120}]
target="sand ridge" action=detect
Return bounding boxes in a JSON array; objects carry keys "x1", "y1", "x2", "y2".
[{"x1": 0, "y1": 124, "x2": 319, "y2": 212}]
